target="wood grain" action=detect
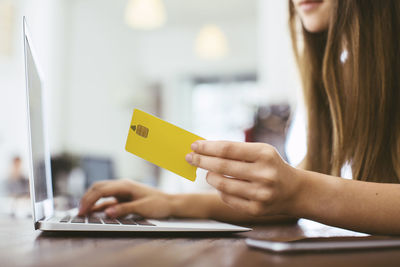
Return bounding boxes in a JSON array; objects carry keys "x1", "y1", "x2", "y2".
[{"x1": 1, "y1": 218, "x2": 400, "y2": 267}]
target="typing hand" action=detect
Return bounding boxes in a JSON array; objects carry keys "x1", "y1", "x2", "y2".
[{"x1": 78, "y1": 179, "x2": 173, "y2": 219}]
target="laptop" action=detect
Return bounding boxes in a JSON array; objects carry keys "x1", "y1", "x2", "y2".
[{"x1": 23, "y1": 17, "x2": 250, "y2": 232}]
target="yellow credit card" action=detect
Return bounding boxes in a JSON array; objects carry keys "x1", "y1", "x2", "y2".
[{"x1": 125, "y1": 109, "x2": 204, "y2": 182}]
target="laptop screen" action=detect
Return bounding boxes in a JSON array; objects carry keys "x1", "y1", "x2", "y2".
[{"x1": 25, "y1": 34, "x2": 49, "y2": 203}]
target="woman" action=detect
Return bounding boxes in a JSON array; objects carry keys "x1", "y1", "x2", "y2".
[{"x1": 79, "y1": 0, "x2": 400, "y2": 235}]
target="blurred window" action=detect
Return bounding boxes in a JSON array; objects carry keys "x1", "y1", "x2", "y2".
[{"x1": 192, "y1": 76, "x2": 260, "y2": 141}]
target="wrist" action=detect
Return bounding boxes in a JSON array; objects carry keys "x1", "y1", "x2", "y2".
[
  {"x1": 286, "y1": 167, "x2": 313, "y2": 217},
  {"x1": 167, "y1": 193, "x2": 202, "y2": 218},
  {"x1": 167, "y1": 193, "x2": 181, "y2": 217},
  {"x1": 287, "y1": 168, "x2": 343, "y2": 220},
  {"x1": 167, "y1": 193, "x2": 213, "y2": 219}
]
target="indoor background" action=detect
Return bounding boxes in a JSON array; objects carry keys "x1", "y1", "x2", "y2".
[{"x1": 0, "y1": 0, "x2": 306, "y2": 216}]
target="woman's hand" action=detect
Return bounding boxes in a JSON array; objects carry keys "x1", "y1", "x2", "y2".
[
  {"x1": 78, "y1": 179, "x2": 173, "y2": 219},
  {"x1": 186, "y1": 141, "x2": 302, "y2": 217}
]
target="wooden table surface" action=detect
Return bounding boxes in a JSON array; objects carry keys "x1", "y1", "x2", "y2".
[{"x1": 2, "y1": 217, "x2": 400, "y2": 267}]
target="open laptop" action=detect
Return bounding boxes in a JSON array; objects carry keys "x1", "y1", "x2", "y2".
[{"x1": 23, "y1": 17, "x2": 250, "y2": 232}]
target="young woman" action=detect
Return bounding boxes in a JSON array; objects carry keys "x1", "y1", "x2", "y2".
[{"x1": 78, "y1": 0, "x2": 400, "y2": 235}]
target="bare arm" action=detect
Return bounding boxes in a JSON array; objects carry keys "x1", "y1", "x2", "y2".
[
  {"x1": 170, "y1": 193, "x2": 296, "y2": 224},
  {"x1": 293, "y1": 169, "x2": 400, "y2": 235},
  {"x1": 188, "y1": 140, "x2": 400, "y2": 235},
  {"x1": 296, "y1": 157, "x2": 306, "y2": 169}
]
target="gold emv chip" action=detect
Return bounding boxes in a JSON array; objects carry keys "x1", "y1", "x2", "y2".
[{"x1": 131, "y1": 124, "x2": 149, "y2": 138}]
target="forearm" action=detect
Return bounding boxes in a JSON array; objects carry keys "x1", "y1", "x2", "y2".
[
  {"x1": 170, "y1": 193, "x2": 296, "y2": 224},
  {"x1": 293, "y1": 168, "x2": 400, "y2": 235}
]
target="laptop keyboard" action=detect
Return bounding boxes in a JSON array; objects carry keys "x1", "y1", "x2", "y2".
[{"x1": 59, "y1": 214, "x2": 155, "y2": 226}]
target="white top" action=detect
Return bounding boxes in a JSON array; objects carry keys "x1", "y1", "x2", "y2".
[{"x1": 285, "y1": 101, "x2": 353, "y2": 180}]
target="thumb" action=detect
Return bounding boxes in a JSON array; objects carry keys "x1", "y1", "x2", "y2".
[{"x1": 105, "y1": 201, "x2": 143, "y2": 218}]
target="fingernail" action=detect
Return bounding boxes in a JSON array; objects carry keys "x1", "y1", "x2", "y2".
[
  {"x1": 191, "y1": 142, "x2": 198, "y2": 151},
  {"x1": 186, "y1": 152, "x2": 193, "y2": 164},
  {"x1": 105, "y1": 207, "x2": 116, "y2": 217}
]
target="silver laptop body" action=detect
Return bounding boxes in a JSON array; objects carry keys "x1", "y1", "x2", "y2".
[{"x1": 23, "y1": 17, "x2": 250, "y2": 232}]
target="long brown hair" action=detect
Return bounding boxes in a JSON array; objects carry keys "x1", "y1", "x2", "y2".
[{"x1": 289, "y1": 0, "x2": 400, "y2": 182}]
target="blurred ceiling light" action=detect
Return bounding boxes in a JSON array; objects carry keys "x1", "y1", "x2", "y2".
[
  {"x1": 125, "y1": 0, "x2": 166, "y2": 30},
  {"x1": 0, "y1": 1, "x2": 14, "y2": 56},
  {"x1": 195, "y1": 24, "x2": 229, "y2": 60}
]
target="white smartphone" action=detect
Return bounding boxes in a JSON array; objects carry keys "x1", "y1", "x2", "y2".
[{"x1": 246, "y1": 238, "x2": 400, "y2": 252}]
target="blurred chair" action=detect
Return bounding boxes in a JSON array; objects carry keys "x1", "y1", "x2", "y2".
[{"x1": 245, "y1": 104, "x2": 291, "y2": 161}]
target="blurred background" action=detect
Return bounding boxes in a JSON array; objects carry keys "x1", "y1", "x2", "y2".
[{"x1": 0, "y1": 0, "x2": 306, "y2": 217}]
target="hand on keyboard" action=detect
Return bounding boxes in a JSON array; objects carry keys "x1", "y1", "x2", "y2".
[{"x1": 78, "y1": 180, "x2": 173, "y2": 220}]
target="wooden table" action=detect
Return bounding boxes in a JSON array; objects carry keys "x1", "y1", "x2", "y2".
[{"x1": 1, "y1": 217, "x2": 400, "y2": 267}]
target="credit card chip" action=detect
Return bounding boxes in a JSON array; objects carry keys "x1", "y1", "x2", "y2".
[{"x1": 131, "y1": 124, "x2": 149, "y2": 138}]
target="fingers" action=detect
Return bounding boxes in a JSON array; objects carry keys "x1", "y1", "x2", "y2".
[
  {"x1": 206, "y1": 172, "x2": 272, "y2": 202},
  {"x1": 91, "y1": 199, "x2": 118, "y2": 212},
  {"x1": 104, "y1": 198, "x2": 166, "y2": 219},
  {"x1": 218, "y1": 192, "x2": 253, "y2": 212},
  {"x1": 191, "y1": 140, "x2": 266, "y2": 162},
  {"x1": 219, "y1": 192, "x2": 266, "y2": 217},
  {"x1": 104, "y1": 201, "x2": 139, "y2": 218},
  {"x1": 187, "y1": 153, "x2": 255, "y2": 180},
  {"x1": 78, "y1": 180, "x2": 133, "y2": 216}
]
